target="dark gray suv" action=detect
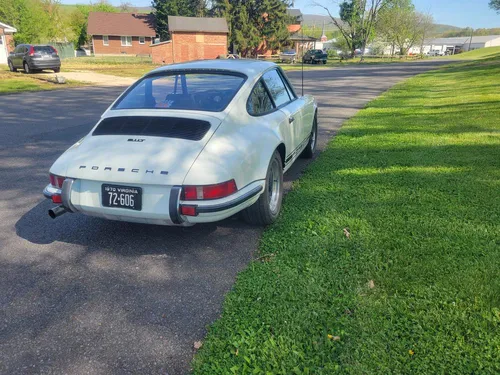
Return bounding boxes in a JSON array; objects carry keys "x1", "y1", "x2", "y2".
[{"x1": 8, "y1": 44, "x2": 61, "y2": 74}]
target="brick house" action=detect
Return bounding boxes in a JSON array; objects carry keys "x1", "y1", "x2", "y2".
[
  {"x1": 0, "y1": 21, "x2": 16, "y2": 65},
  {"x1": 87, "y1": 12, "x2": 156, "y2": 56},
  {"x1": 151, "y1": 16, "x2": 228, "y2": 64}
]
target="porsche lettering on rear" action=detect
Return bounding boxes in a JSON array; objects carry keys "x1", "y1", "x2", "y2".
[
  {"x1": 43, "y1": 59, "x2": 318, "y2": 226},
  {"x1": 78, "y1": 165, "x2": 168, "y2": 175}
]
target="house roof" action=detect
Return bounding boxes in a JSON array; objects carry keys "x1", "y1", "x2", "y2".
[
  {"x1": 290, "y1": 32, "x2": 317, "y2": 42},
  {"x1": 287, "y1": 9, "x2": 303, "y2": 18},
  {"x1": 469, "y1": 35, "x2": 500, "y2": 43},
  {"x1": 168, "y1": 16, "x2": 228, "y2": 33},
  {"x1": 0, "y1": 21, "x2": 17, "y2": 33},
  {"x1": 87, "y1": 12, "x2": 155, "y2": 37},
  {"x1": 424, "y1": 35, "x2": 500, "y2": 46}
]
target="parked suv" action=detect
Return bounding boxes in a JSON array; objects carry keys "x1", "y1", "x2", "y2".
[
  {"x1": 302, "y1": 49, "x2": 328, "y2": 64},
  {"x1": 8, "y1": 44, "x2": 61, "y2": 73}
]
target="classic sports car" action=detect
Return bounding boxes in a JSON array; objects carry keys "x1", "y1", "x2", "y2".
[{"x1": 43, "y1": 60, "x2": 318, "y2": 226}]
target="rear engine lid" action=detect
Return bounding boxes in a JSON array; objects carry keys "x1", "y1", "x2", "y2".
[{"x1": 56, "y1": 113, "x2": 222, "y2": 185}]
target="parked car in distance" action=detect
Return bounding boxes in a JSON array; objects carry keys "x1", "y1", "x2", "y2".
[
  {"x1": 279, "y1": 50, "x2": 297, "y2": 63},
  {"x1": 43, "y1": 60, "x2": 318, "y2": 226},
  {"x1": 427, "y1": 50, "x2": 445, "y2": 57},
  {"x1": 302, "y1": 49, "x2": 328, "y2": 64},
  {"x1": 8, "y1": 44, "x2": 61, "y2": 73}
]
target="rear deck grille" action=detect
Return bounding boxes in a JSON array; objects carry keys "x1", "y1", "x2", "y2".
[{"x1": 92, "y1": 116, "x2": 211, "y2": 141}]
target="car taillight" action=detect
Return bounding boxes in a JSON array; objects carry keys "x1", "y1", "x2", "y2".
[
  {"x1": 180, "y1": 205, "x2": 197, "y2": 216},
  {"x1": 51, "y1": 46, "x2": 58, "y2": 55},
  {"x1": 49, "y1": 173, "x2": 65, "y2": 189},
  {"x1": 52, "y1": 195, "x2": 62, "y2": 204},
  {"x1": 29, "y1": 46, "x2": 35, "y2": 56},
  {"x1": 182, "y1": 180, "x2": 237, "y2": 200}
]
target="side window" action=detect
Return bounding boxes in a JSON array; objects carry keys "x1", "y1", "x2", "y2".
[
  {"x1": 278, "y1": 70, "x2": 297, "y2": 100},
  {"x1": 247, "y1": 80, "x2": 274, "y2": 115},
  {"x1": 262, "y1": 69, "x2": 291, "y2": 108}
]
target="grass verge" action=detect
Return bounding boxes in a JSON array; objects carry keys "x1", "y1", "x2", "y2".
[
  {"x1": 193, "y1": 53, "x2": 500, "y2": 373},
  {"x1": 0, "y1": 68, "x2": 85, "y2": 95},
  {"x1": 280, "y1": 56, "x2": 425, "y2": 71},
  {"x1": 62, "y1": 56, "x2": 159, "y2": 78}
]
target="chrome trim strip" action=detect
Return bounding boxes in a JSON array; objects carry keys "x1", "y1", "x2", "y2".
[
  {"x1": 43, "y1": 184, "x2": 61, "y2": 199},
  {"x1": 196, "y1": 186, "x2": 263, "y2": 214},
  {"x1": 62, "y1": 179, "x2": 77, "y2": 213}
]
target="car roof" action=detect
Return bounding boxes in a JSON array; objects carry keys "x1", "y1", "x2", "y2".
[{"x1": 147, "y1": 59, "x2": 277, "y2": 78}]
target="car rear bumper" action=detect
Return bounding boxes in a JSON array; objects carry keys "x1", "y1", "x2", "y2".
[
  {"x1": 30, "y1": 59, "x2": 61, "y2": 69},
  {"x1": 43, "y1": 179, "x2": 265, "y2": 226}
]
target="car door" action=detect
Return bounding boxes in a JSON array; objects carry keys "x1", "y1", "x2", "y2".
[
  {"x1": 11, "y1": 45, "x2": 21, "y2": 67},
  {"x1": 247, "y1": 79, "x2": 293, "y2": 159},
  {"x1": 261, "y1": 69, "x2": 307, "y2": 164}
]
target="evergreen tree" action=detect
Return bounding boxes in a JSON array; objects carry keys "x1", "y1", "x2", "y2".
[
  {"x1": 212, "y1": 0, "x2": 292, "y2": 57},
  {"x1": 152, "y1": 0, "x2": 206, "y2": 41}
]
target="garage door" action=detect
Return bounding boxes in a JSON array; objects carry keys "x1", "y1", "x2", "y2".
[{"x1": 0, "y1": 36, "x2": 7, "y2": 64}]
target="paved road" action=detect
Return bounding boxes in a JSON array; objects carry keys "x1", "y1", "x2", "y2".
[{"x1": 0, "y1": 61, "x2": 450, "y2": 374}]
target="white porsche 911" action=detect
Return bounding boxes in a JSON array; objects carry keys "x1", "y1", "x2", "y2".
[{"x1": 43, "y1": 59, "x2": 318, "y2": 226}]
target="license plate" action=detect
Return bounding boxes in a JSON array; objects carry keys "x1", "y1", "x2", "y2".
[{"x1": 102, "y1": 184, "x2": 142, "y2": 211}]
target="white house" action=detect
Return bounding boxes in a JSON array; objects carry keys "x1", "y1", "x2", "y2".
[{"x1": 0, "y1": 21, "x2": 17, "y2": 65}]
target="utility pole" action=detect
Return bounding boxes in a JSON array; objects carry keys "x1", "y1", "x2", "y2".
[{"x1": 468, "y1": 27, "x2": 473, "y2": 51}]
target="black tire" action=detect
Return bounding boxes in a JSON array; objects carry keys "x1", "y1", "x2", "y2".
[
  {"x1": 322, "y1": 60, "x2": 327, "y2": 64},
  {"x1": 23, "y1": 62, "x2": 31, "y2": 74},
  {"x1": 301, "y1": 114, "x2": 318, "y2": 159},
  {"x1": 242, "y1": 151, "x2": 283, "y2": 226},
  {"x1": 53, "y1": 67, "x2": 60, "y2": 73},
  {"x1": 8, "y1": 60, "x2": 17, "y2": 72}
]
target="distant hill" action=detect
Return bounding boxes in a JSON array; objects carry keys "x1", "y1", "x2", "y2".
[{"x1": 59, "y1": 3, "x2": 152, "y2": 14}]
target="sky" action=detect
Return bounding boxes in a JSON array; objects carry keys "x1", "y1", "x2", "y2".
[{"x1": 60, "y1": 0, "x2": 500, "y2": 29}]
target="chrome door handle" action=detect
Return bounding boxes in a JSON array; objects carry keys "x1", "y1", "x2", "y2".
[{"x1": 289, "y1": 116, "x2": 294, "y2": 123}]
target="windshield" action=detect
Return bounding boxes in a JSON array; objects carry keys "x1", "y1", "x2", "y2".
[{"x1": 113, "y1": 72, "x2": 246, "y2": 112}]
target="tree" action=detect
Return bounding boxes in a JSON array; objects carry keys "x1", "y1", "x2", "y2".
[
  {"x1": 314, "y1": 0, "x2": 390, "y2": 59},
  {"x1": 212, "y1": 0, "x2": 292, "y2": 57},
  {"x1": 152, "y1": 0, "x2": 206, "y2": 41},
  {"x1": 0, "y1": 0, "x2": 55, "y2": 44},
  {"x1": 377, "y1": 0, "x2": 433, "y2": 55},
  {"x1": 70, "y1": 1, "x2": 117, "y2": 48},
  {"x1": 119, "y1": 2, "x2": 138, "y2": 12},
  {"x1": 490, "y1": 0, "x2": 500, "y2": 13}
]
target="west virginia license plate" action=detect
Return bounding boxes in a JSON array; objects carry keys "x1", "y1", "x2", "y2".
[{"x1": 102, "y1": 184, "x2": 142, "y2": 211}]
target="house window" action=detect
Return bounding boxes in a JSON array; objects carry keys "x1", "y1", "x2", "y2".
[
  {"x1": 139, "y1": 36, "x2": 145, "y2": 45},
  {"x1": 103, "y1": 35, "x2": 109, "y2": 46},
  {"x1": 121, "y1": 36, "x2": 132, "y2": 47}
]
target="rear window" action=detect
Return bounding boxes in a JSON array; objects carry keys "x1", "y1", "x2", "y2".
[
  {"x1": 34, "y1": 46, "x2": 55, "y2": 54},
  {"x1": 113, "y1": 72, "x2": 246, "y2": 112}
]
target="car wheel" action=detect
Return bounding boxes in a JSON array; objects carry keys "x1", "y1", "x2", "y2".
[
  {"x1": 23, "y1": 62, "x2": 31, "y2": 74},
  {"x1": 8, "y1": 61, "x2": 17, "y2": 72},
  {"x1": 242, "y1": 151, "x2": 283, "y2": 226},
  {"x1": 322, "y1": 60, "x2": 327, "y2": 64},
  {"x1": 301, "y1": 114, "x2": 318, "y2": 159},
  {"x1": 53, "y1": 67, "x2": 60, "y2": 73}
]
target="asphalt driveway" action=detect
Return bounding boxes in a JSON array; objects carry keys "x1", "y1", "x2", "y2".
[{"x1": 0, "y1": 60, "x2": 451, "y2": 374}]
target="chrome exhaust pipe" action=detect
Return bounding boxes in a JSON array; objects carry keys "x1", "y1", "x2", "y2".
[{"x1": 48, "y1": 206, "x2": 67, "y2": 219}]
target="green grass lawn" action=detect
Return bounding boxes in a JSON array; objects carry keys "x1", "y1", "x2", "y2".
[
  {"x1": 0, "y1": 68, "x2": 85, "y2": 95},
  {"x1": 193, "y1": 53, "x2": 500, "y2": 373},
  {"x1": 62, "y1": 56, "x2": 158, "y2": 78}
]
